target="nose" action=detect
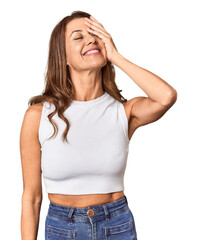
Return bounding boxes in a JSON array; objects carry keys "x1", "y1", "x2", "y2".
[{"x1": 86, "y1": 33, "x2": 98, "y2": 44}]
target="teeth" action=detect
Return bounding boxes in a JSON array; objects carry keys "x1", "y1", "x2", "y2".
[{"x1": 85, "y1": 49, "x2": 100, "y2": 55}]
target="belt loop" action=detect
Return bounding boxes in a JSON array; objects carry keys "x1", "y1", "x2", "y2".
[
  {"x1": 102, "y1": 204, "x2": 110, "y2": 221},
  {"x1": 68, "y1": 207, "x2": 75, "y2": 224}
]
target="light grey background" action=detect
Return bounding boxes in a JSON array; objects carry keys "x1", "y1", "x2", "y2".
[{"x1": 0, "y1": 0, "x2": 196, "y2": 239}]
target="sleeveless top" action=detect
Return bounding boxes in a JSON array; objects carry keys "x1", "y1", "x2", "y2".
[{"x1": 38, "y1": 91, "x2": 130, "y2": 195}]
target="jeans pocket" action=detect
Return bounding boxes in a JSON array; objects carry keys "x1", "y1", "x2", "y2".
[
  {"x1": 105, "y1": 220, "x2": 136, "y2": 240},
  {"x1": 46, "y1": 224, "x2": 75, "y2": 239}
]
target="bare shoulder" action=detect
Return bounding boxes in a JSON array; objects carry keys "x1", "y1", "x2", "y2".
[
  {"x1": 20, "y1": 103, "x2": 44, "y2": 139},
  {"x1": 123, "y1": 97, "x2": 143, "y2": 108},
  {"x1": 24, "y1": 103, "x2": 43, "y2": 124},
  {"x1": 26, "y1": 102, "x2": 43, "y2": 114}
]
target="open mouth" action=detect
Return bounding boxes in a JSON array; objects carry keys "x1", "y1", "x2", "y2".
[
  {"x1": 84, "y1": 50, "x2": 101, "y2": 56},
  {"x1": 83, "y1": 48, "x2": 101, "y2": 56}
]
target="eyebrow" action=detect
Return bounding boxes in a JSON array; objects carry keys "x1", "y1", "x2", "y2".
[{"x1": 70, "y1": 30, "x2": 83, "y2": 37}]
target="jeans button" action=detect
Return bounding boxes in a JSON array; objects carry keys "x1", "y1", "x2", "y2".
[{"x1": 87, "y1": 209, "x2": 95, "y2": 217}]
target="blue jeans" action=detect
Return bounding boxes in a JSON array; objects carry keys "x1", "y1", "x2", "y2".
[{"x1": 45, "y1": 195, "x2": 138, "y2": 239}]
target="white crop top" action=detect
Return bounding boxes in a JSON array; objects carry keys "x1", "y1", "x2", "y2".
[{"x1": 38, "y1": 91, "x2": 130, "y2": 195}]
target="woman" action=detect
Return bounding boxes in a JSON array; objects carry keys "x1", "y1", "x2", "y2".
[{"x1": 20, "y1": 10, "x2": 177, "y2": 240}]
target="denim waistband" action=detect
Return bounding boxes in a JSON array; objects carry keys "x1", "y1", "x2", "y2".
[{"x1": 48, "y1": 195, "x2": 128, "y2": 223}]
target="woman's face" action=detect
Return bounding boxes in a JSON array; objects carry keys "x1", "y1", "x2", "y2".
[{"x1": 65, "y1": 18, "x2": 108, "y2": 72}]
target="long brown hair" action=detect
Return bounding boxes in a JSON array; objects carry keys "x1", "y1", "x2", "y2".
[{"x1": 28, "y1": 10, "x2": 127, "y2": 143}]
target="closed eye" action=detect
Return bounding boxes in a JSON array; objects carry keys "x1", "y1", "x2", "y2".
[
  {"x1": 74, "y1": 37, "x2": 83, "y2": 40},
  {"x1": 74, "y1": 34, "x2": 97, "y2": 40}
]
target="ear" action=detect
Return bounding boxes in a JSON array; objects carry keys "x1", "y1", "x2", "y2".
[
  {"x1": 66, "y1": 58, "x2": 70, "y2": 67},
  {"x1": 66, "y1": 62, "x2": 70, "y2": 69},
  {"x1": 65, "y1": 52, "x2": 69, "y2": 66}
]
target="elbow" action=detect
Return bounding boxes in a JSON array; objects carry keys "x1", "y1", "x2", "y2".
[
  {"x1": 22, "y1": 191, "x2": 43, "y2": 205},
  {"x1": 162, "y1": 89, "x2": 178, "y2": 106}
]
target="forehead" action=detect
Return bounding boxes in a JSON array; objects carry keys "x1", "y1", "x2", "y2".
[{"x1": 66, "y1": 18, "x2": 86, "y2": 36}]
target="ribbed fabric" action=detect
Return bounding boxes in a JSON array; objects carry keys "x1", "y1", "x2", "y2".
[{"x1": 39, "y1": 91, "x2": 129, "y2": 195}]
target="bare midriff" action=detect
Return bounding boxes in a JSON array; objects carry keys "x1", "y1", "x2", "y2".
[{"x1": 48, "y1": 191, "x2": 125, "y2": 208}]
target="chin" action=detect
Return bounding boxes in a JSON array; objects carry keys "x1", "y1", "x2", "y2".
[{"x1": 87, "y1": 58, "x2": 107, "y2": 67}]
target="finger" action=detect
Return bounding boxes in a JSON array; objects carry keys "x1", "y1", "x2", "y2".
[
  {"x1": 84, "y1": 20, "x2": 103, "y2": 33},
  {"x1": 85, "y1": 19, "x2": 109, "y2": 38},
  {"x1": 90, "y1": 15, "x2": 100, "y2": 24},
  {"x1": 86, "y1": 23, "x2": 109, "y2": 38},
  {"x1": 87, "y1": 27, "x2": 107, "y2": 40},
  {"x1": 85, "y1": 17, "x2": 106, "y2": 31}
]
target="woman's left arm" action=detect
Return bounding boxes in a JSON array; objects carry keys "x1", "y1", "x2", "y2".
[
  {"x1": 111, "y1": 52, "x2": 177, "y2": 106},
  {"x1": 110, "y1": 52, "x2": 177, "y2": 129}
]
